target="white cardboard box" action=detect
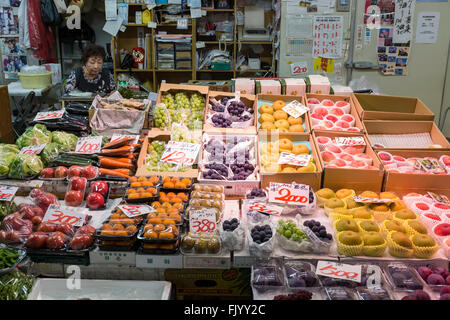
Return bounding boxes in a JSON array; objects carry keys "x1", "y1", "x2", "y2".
[
  {"x1": 89, "y1": 249, "x2": 136, "y2": 266},
  {"x1": 136, "y1": 254, "x2": 183, "y2": 269}
]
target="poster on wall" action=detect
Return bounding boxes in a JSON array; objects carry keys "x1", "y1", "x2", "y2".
[
  {"x1": 415, "y1": 12, "x2": 440, "y2": 43},
  {"x1": 0, "y1": 37, "x2": 24, "y2": 55},
  {"x1": 364, "y1": 0, "x2": 395, "y2": 26},
  {"x1": 2, "y1": 55, "x2": 27, "y2": 79},
  {"x1": 0, "y1": 7, "x2": 19, "y2": 35},
  {"x1": 312, "y1": 16, "x2": 343, "y2": 59},
  {"x1": 376, "y1": 27, "x2": 409, "y2": 76},
  {"x1": 393, "y1": 0, "x2": 416, "y2": 44}
]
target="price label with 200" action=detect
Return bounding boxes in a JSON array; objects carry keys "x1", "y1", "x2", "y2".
[{"x1": 118, "y1": 204, "x2": 156, "y2": 218}]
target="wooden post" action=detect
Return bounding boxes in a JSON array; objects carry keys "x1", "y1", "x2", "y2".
[{"x1": 0, "y1": 86, "x2": 14, "y2": 143}]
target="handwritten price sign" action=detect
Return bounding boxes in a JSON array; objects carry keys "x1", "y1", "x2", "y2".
[
  {"x1": 316, "y1": 261, "x2": 362, "y2": 283},
  {"x1": 0, "y1": 186, "x2": 19, "y2": 202},
  {"x1": 282, "y1": 100, "x2": 309, "y2": 119},
  {"x1": 18, "y1": 144, "x2": 46, "y2": 156},
  {"x1": 74, "y1": 136, "x2": 103, "y2": 154},
  {"x1": 335, "y1": 137, "x2": 366, "y2": 147},
  {"x1": 269, "y1": 182, "x2": 310, "y2": 205},
  {"x1": 118, "y1": 204, "x2": 156, "y2": 218},
  {"x1": 110, "y1": 134, "x2": 139, "y2": 145},
  {"x1": 42, "y1": 204, "x2": 88, "y2": 227},
  {"x1": 189, "y1": 208, "x2": 217, "y2": 234},
  {"x1": 277, "y1": 152, "x2": 311, "y2": 167},
  {"x1": 248, "y1": 203, "x2": 283, "y2": 216},
  {"x1": 160, "y1": 141, "x2": 201, "y2": 166},
  {"x1": 352, "y1": 196, "x2": 394, "y2": 204},
  {"x1": 290, "y1": 62, "x2": 308, "y2": 76},
  {"x1": 33, "y1": 110, "x2": 64, "y2": 121}
]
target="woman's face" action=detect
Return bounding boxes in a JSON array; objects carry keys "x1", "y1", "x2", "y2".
[{"x1": 85, "y1": 56, "x2": 103, "y2": 76}]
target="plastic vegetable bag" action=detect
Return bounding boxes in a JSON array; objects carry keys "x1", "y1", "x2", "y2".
[
  {"x1": 16, "y1": 124, "x2": 52, "y2": 149},
  {"x1": 220, "y1": 221, "x2": 245, "y2": 251},
  {"x1": 152, "y1": 103, "x2": 172, "y2": 130},
  {"x1": 247, "y1": 223, "x2": 275, "y2": 259},
  {"x1": 0, "y1": 144, "x2": 20, "y2": 177},
  {"x1": 8, "y1": 154, "x2": 44, "y2": 179},
  {"x1": 40, "y1": 142, "x2": 62, "y2": 165},
  {"x1": 51, "y1": 131, "x2": 78, "y2": 152},
  {"x1": 0, "y1": 270, "x2": 35, "y2": 300},
  {"x1": 275, "y1": 218, "x2": 314, "y2": 253}
]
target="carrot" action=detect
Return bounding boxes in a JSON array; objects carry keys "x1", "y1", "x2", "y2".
[
  {"x1": 100, "y1": 146, "x2": 135, "y2": 156},
  {"x1": 112, "y1": 168, "x2": 132, "y2": 175},
  {"x1": 101, "y1": 145, "x2": 134, "y2": 153},
  {"x1": 100, "y1": 158, "x2": 134, "y2": 168},
  {"x1": 103, "y1": 137, "x2": 135, "y2": 149},
  {"x1": 99, "y1": 168, "x2": 130, "y2": 179},
  {"x1": 98, "y1": 156, "x2": 133, "y2": 164}
]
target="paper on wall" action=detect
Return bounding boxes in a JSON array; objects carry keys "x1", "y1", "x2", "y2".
[
  {"x1": 190, "y1": 8, "x2": 202, "y2": 18},
  {"x1": 103, "y1": 16, "x2": 124, "y2": 37},
  {"x1": 393, "y1": 0, "x2": 416, "y2": 44},
  {"x1": 105, "y1": 0, "x2": 118, "y2": 21},
  {"x1": 312, "y1": 16, "x2": 343, "y2": 59},
  {"x1": 286, "y1": 15, "x2": 313, "y2": 39},
  {"x1": 286, "y1": 0, "x2": 333, "y2": 14},
  {"x1": 415, "y1": 12, "x2": 440, "y2": 44}
]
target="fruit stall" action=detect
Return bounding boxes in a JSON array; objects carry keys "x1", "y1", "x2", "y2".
[{"x1": 0, "y1": 82, "x2": 449, "y2": 301}]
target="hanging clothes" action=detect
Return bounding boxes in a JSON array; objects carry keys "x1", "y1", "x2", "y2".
[
  {"x1": 27, "y1": 0, "x2": 56, "y2": 62},
  {"x1": 18, "y1": 0, "x2": 30, "y2": 50}
]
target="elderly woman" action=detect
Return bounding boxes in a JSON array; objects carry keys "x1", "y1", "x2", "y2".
[{"x1": 64, "y1": 44, "x2": 116, "y2": 95}]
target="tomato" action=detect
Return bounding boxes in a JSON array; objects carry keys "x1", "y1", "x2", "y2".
[
  {"x1": 56, "y1": 222, "x2": 75, "y2": 236},
  {"x1": 37, "y1": 222, "x2": 57, "y2": 232},
  {"x1": 25, "y1": 232, "x2": 48, "y2": 249},
  {"x1": 31, "y1": 215, "x2": 43, "y2": 226},
  {"x1": 65, "y1": 190, "x2": 83, "y2": 207},
  {"x1": 31, "y1": 206, "x2": 45, "y2": 218},
  {"x1": 29, "y1": 188, "x2": 44, "y2": 199},
  {"x1": 19, "y1": 206, "x2": 35, "y2": 220},
  {"x1": 68, "y1": 165, "x2": 82, "y2": 178},
  {"x1": 69, "y1": 177, "x2": 86, "y2": 192},
  {"x1": 81, "y1": 165, "x2": 98, "y2": 180},
  {"x1": 76, "y1": 225, "x2": 96, "y2": 235},
  {"x1": 55, "y1": 166, "x2": 68, "y2": 178},
  {"x1": 0, "y1": 230, "x2": 6, "y2": 242},
  {"x1": 86, "y1": 192, "x2": 105, "y2": 210},
  {"x1": 40, "y1": 168, "x2": 55, "y2": 178},
  {"x1": 90, "y1": 181, "x2": 109, "y2": 196},
  {"x1": 46, "y1": 231, "x2": 66, "y2": 249},
  {"x1": 69, "y1": 233, "x2": 93, "y2": 250}
]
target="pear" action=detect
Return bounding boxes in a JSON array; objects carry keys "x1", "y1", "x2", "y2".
[
  {"x1": 335, "y1": 219, "x2": 359, "y2": 232},
  {"x1": 352, "y1": 208, "x2": 372, "y2": 220},
  {"x1": 359, "y1": 221, "x2": 380, "y2": 232},
  {"x1": 385, "y1": 220, "x2": 406, "y2": 233},
  {"x1": 411, "y1": 234, "x2": 436, "y2": 247},
  {"x1": 316, "y1": 188, "x2": 336, "y2": 199},
  {"x1": 408, "y1": 221, "x2": 428, "y2": 235},
  {"x1": 346, "y1": 198, "x2": 365, "y2": 209},
  {"x1": 391, "y1": 232, "x2": 413, "y2": 248},
  {"x1": 296, "y1": 163, "x2": 316, "y2": 172},
  {"x1": 360, "y1": 191, "x2": 379, "y2": 198},
  {"x1": 390, "y1": 200, "x2": 406, "y2": 212},
  {"x1": 339, "y1": 231, "x2": 363, "y2": 246},
  {"x1": 370, "y1": 204, "x2": 390, "y2": 212},
  {"x1": 325, "y1": 198, "x2": 346, "y2": 209},
  {"x1": 336, "y1": 189, "x2": 354, "y2": 199},
  {"x1": 394, "y1": 209, "x2": 417, "y2": 220},
  {"x1": 363, "y1": 232, "x2": 385, "y2": 246}
]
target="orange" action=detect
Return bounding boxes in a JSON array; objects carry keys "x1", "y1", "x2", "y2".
[
  {"x1": 162, "y1": 219, "x2": 176, "y2": 225},
  {"x1": 131, "y1": 182, "x2": 142, "y2": 188},
  {"x1": 163, "y1": 176, "x2": 171, "y2": 183},
  {"x1": 151, "y1": 201, "x2": 161, "y2": 208},
  {"x1": 129, "y1": 177, "x2": 138, "y2": 183},
  {"x1": 174, "y1": 182, "x2": 185, "y2": 189},
  {"x1": 154, "y1": 224, "x2": 166, "y2": 232},
  {"x1": 159, "y1": 232, "x2": 174, "y2": 239},
  {"x1": 148, "y1": 187, "x2": 157, "y2": 194},
  {"x1": 120, "y1": 214, "x2": 128, "y2": 219},
  {"x1": 167, "y1": 192, "x2": 176, "y2": 197},
  {"x1": 149, "y1": 176, "x2": 159, "y2": 184},
  {"x1": 168, "y1": 212, "x2": 181, "y2": 220},
  {"x1": 161, "y1": 202, "x2": 172, "y2": 209},
  {"x1": 163, "y1": 182, "x2": 175, "y2": 188},
  {"x1": 177, "y1": 193, "x2": 188, "y2": 201},
  {"x1": 147, "y1": 212, "x2": 157, "y2": 219},
  {"x1": 160, "y1": 195, "x2": 169, "y2": 202},
  {"x1": 138, "y1": 176, "x2": 147, "y2": 182},
  {"x1": 120, "y1": 219, "x2": 135, "y2": 225},
  {"x1": 125, "y1": 225, "x2": 137, "y2": 234},
  {"x1": 144, "y1": 243, "x2": 159, "y2": 249},
  {"x1": 144, "y1": 231, "x2": 158, "y2": 239},
  {"x1": 158, "y1": 213, "x2": 169, "y2": 219},
  {"x1": 143, "y1": 224, "x2": 154, "y2": 233},
  {"x1": 156, "y1": 207, "x2": 166, "y2": 214},
  {"x1": 172, "y1": 203, "x2": 184, "y2": 210},
  {"x1": 101, "y1": 223, "x2": 113, "y2": 230},
  {"x1": 110, "y1": 213, "x2": 121, "y2": 220},
  {"x1": 148, "y1": 218, "x2": 163, "y2": 224},
  {"x1": 136, "y1": 188, "x2": 146, "y2": 194},
  {"x1": 142, "y1": 192, "x2": 153, "y2": 198},
  {"x1": 167, "y1": 208, "x2": 180, "y2": 215},
  {"x1": 172, "y1": 177, "x2": 180, "y2": 183},
  {"x1": 172, "y1": 197, "x2": 182, "y2": 203},
  {"x1": 159, "y1": 191, "x2": 166, "y2": 197},
  {"x1": 127, "y1": 188, "x2": 136, "y2": 194},
  {"x1": 181, "y1": 178, "x2": 191, "y2": 186},
  {"x1": 115, "y1": 230, "x2": 128, "y2": 236},
  {"x1": 101, "y1": 230, "x2": 115, "y2": 236},
  {"x1": 128, "y1": 194, "x2": 140, "y2": 199},
  {"x1": 142, "y1": 181, "x2": 154, "y2": 187}
]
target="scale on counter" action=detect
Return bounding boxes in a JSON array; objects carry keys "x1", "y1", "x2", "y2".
[{"x1": 239, "y1": 6, "x2": 271, "y2": 41}]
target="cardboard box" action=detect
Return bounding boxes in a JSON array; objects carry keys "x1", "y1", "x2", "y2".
[
  {"x1": 136, "y1": 133, "x2": 199, "y2": 178},
  {"x1": 256, "y1": 94, "x2": 311, "y2": 134},
  {"x1": 312, "y1": 131, "x2": 384, "y2": 192},
  {"x1": 203, "y1": 91, "x2": 257, "y2": 135},
  {"x1": 377, "y1": 149, "x2": 450, "y2": 198},
  {"x1": 306, "y1": 93, "x2": 364, "y2": 134},
  {"x1": 164, "y1": 268, "x2": 252, "y2": 299},
  {"x1": 363, "y1": 120, "x2": 450, "y2": 149},
  {"x1": 255, "y1": 80, "x2": 282, "y2": 95},
  {"x1": 149, "y1": 83, "x2": 209, "y2": 136},
  {"x1": 306, "y1": 75, "x2": 331, "y2": 94},
  {"x1": 331, "y1": 85, "x2": 353, "y2": 96},
  {"x1": 259, "y1": 133, "x2": 323, "y2": 191},
  {"x1": 352, "y1": 93, "x2": 435, "y2": 121},
  {"x1": 187, "y1": 80, "x2": 231, "y2": 92},
  {"x1": 233, "y1": 78, "x2": 255, "y2": 95},
  {"x1": 280, "y1": 78, "x2": 307, "y2": 96}
]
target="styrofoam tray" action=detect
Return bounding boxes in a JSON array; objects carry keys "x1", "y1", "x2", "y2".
[{"x1": 27, "y1": 279, "x2": 172, "y2": 300}]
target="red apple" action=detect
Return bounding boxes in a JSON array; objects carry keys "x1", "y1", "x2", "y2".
[
  {"x1": 434, "y1": 223, "x2": 450, "y2": 237},
  {"x1": 65, "y1": 190, "x2": 83, "y2": 207},
  {"x1": 90, "y1": 181, "x2": 109, "y2": 196},
  {"x1": 81, "y1": 165, "x2": 98, "y2": 180}
]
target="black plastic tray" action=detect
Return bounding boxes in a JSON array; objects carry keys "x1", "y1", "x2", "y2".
[
  {"x1": 95, "y1": 218, "x2": 141, "y2": 242},
  {"x1": 0, "y1": 243, "x2": 27, "y2": 275},
  {"x1": 143, "y1": 214, "x2": 184, "y2": 226},
  {"x1": 137, "y1": 225, "x2": 180, "y2": 244},
  {"x1": 124, "y1": 188, "x2": 160, "y2": 204}
]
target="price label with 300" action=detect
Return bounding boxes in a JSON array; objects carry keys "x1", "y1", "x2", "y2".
[
  {"x1": 248, "y1": 203, "x2": 283, "y2": 216},
  {"x1": 42, "y1": 204, "x2": 88, "y2": 227},
  {"x1": 74, "y1": 136, "x2": 103, "y2": 154},
  {"x1": 18, "y1": 144, "x2": 47, "y2": 156},
  {"x1": 277, "y1": 152, "x2": 311, "y2": 167},
  {"x1": 118, "y1": 204, "x2": 156, "y2": 218},
  {"x1": 189, "y1": 208, "x2": 217, "y2": 234},
  {"x1": 160, "y1": 141, "x2": 201, "y2": 166},
  {"x1": 33, "y1": 110, "x2": 65, "y2": 121},
  {"x1": 268, "y1": 182, "x2": 310, "y2": 205},
  {"x1": 282, "y1": 100, "x2": 309, "y2": 119},
  {"x1": 0, "y1": 186, "x2": 19, "y2": 202},
  {"x1": 316, "y1": 261, "x2": 362, "y2": 283}
]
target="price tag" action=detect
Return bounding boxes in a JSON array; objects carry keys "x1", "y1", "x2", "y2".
[
  {"x1": 33, "y1": 110, "x2": 65, "y2": 121},
  {"x1": 0, "y1": 186, "x2": 19, "y2": 202},
  {"x1": 282, "y1": 100, "x2": 309, "y2": 118},
  {"x1": 352, "y1": 196, "x2": 394, "y2": 204},
  {"x1": 110, "y1": 134, "x2": 139, "y2": 145},
  {"x1": 42, "y1": 204, "x2": 88, "y2": 227},
  {"x1": 147, "y1": 21, "x2": 156, "y2": 28},
  {"x1": 277, "y1": 152, "x2": 311, "y2": 167},
  {"x1": 189, "y1": 208, "x2": 217, "y2": 234},
  {"x1": 335, "y1": 136, "x2": 366, "y2": 147},
  {"x1": 184, "y1": 256, "x2": 230, "y2": 269},
  {"x1": 268, "y1": 182, "x2": 310, "y2": 205},
  {"x1": 290, "y1": 61, "x2": 308, "y2": 75},
  {"x1": 316, "y1": 261, "x2": 362, "y2": 283},
  {"x1": 160, "y1": 141, "x2": 200, "y2": 166},
  {"x1": 74, "y1": 136, "x2": 102, "y2": 154},
  {"x1": 248, "y1": 203, "x2": 283, "y2": 216},
  {"x1": 117, "y1": 204, "x2": 156, "y2": 218},
  {"x1": 18, "y1": 144, "x2": 46, "y2": 156},
  {"x1": 177, "y1": 18, "x2": 188, "y2": 30}
]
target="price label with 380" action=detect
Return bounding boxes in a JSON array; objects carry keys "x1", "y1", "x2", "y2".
[{"x1": 189, "y1": 208, "x2": 217, "y2": 234}]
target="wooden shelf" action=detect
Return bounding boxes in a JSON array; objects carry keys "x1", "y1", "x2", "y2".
[
  {"x1": 157, "y1": 24, "x2": 192, "y2": 27},
  {"x1": 239, "y1": 41, "x2": 273, "y2": 44},
  {"x1": 116, "y1": 68, "x2": 153, "y2": 72},
  {"x1": 197, "y1": 69, "x2": 234, "y2": 72},
  {"x1": 204, "y1": 9, "x2": 234, "y2": 12},
  {"x1": 155, "y1": 69, "x2": 192, "y2": 72},
  {"x1": 124, "y1": 23, "x2": 147, "y2": 26},
  {"x1": 237, "y1": 69, "x2": 270, "y2": 73}
]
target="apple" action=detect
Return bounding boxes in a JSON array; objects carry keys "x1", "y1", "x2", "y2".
[
  {"x1": 69, "y1": 177, "x2": 87, "y2": 192},
  {"x1": 68, "y1": 165, "x2": 82, "y2": 178},
  {"x1": 321, "y1": 151, "x2": 336, "y2": 162},
  {"x1": 335, "y1": 121, "x2": 350, "y2": 129},
  {"x1": 90, "y1": 181, "x2": 109, "y2": 196},
  {"x1": 55, "y1": 166, "x2": 68, "y2": 178},
  {"x1": 329, "y1": 108, "x2": 344, "y2": 117},
  {"x1": 40, "y1": 168, "x2": 54, "y2": 178},
  {"x1": 65, "y1": 190, "x2": 83, "y2": 207},
  {"x1": 314, "y1": 107, "x2": 329, "y2": 117},
  {"x1": 86, "y1": 192, "x2": 105, "y2": 210}
]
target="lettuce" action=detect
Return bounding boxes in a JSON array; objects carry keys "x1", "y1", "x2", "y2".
[
  {"x1": 16, "y1": 124, "x2": 52, "y2": 149},
  {"x1": 0, "y1": 145, "x2": 20, "y2": 176},
  {"x1": 51, "y1": 131, "x2": 77, "y2": 152},
  {"x1": 40, "y1": 143, "x2": 61, "y2": 165},
  {"x1": 8, "y1": 154, "x2": 43, "y2": 179}
]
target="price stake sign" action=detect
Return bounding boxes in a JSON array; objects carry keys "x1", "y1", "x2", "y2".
[
  {"x1": 42, "y1": 204, "x2": 88, "y2": 227},
  {"x1": 110, "y1": 134, "x2": 139, "y2": 145},
  {"x1": 335, "y1": 136, "x2": 366, "y2": 147},
  {"x1": 0, "y1": 186, "x2": 19, "y2": 202},
  {"x1": 316, "y1": 261, "x2": 362, "y2": 283},
  {"x1": 189, "y1": 208, "x2": 217, "y2": 234},
  {"x1": 74, "y1": 136, "x2": 103, "y2": 154},
  {"x1": 290, "y1": 61, "x2": 308, "y2": 75},
  {"x1": 33, "y1": 110, "x2": 65, "y2": 121},
  {"x1": 18, "y1": 144, "x2": 47, "y2": 156},
  {"x1": 248, "y1": 203, "x2": 283, "y2": 216},
  {"x1": 117, "y1": 204, "x2": 156, "y2": 218},
  {"x1": 282, "y1": 100, "x2": 309, "y2": 119},
  {"x1": 277, "y1": 152, "x2": 311, "y2": 167},
  {"x1": 352, "y1": 196, "x2": 394, "y2": 204},
  {"x1": 160, "y1": 141, "x2": 201, "y2": 166},
  {"x1": 269, "y1": 182, "x2": 310, "y2": 205}
]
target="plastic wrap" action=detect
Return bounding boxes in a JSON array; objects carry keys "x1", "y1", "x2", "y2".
[
  {"x1": 8, "y1": 154, "x2": 44, "y2": 179},
  {"x1": 251, "y1": 258, "x2": 285, "y2": 292},
  {"x1": 0, "y1": 270, "x2": 35, "y2": 300},
  {"x1": 248, "y1": 224, "x2": 274, "y2": 259},
  {"x1": 275, "y1": 218, "x2": 314, "y2": 253},
  {"x1": 219, "y1": 218, "x2": 245, "y2": 251},
  {"x1": 284, "y1": 261, "x2": 322, "y2": 289},
  {"x1": 180, "y1": 233, "x2": 221, "y2": 254},
  {"x1": 16, "y1": 124, "x2": 52, "y2": 149},
  {"x1": 0, "y1": 144, "x2": 20, "y2": 177}
]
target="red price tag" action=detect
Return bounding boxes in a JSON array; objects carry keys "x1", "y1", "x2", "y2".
[
  {"x1": 335, "y1": 137, "x2": 366, "y2": 147},
  {"x1": 189, "y1": 208, "x2": 217, "y2": 234},
  {"x1": 74, "y1": 136, "x2": 102, "y2": 154},
  {"x1": 352, "y1": 196, "x2": 394, "y2": 204},
  {"x1": 268, "y1": 182, "x2": 310, "y2": 205},
  {"x1": 248, "y1": 203, "x2": 283, "y2": 216},
  {"x1": 0, "y1": 186, "x2": 19, "y2": 202},
  {"x1": 34, "y1": 110, "x2": 64, "y2": 121},
  {"x1": 160, "y1": 141, "x2": 200, "y2": 166},
  {"x1": 277, "y1": 152, "x2": 311, "y2": 166},
  {"x1": 18, "y1": 144, "x2": 47, "y2": 156},
  {"x1": 316, "y1": 261, "x2": 362, "y2": 283},
  {"x1": 118, "y1": 204, "x2": 155, "y2": 218},
  {"x1": 42, "y1": 204, "x2": 88, "y2": 227}
]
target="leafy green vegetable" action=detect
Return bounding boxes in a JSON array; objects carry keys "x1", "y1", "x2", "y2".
[
  {"x1": 0, "y1": 270, "x2": 35, "y2": 300},
  {"x1": 0, "y1": 144, "x2": 20, "y2": 154},
  {"x1": 16, "y1": 124, "x2": 52, "y2": 149},
  {"x1": 8, "y1": 154, "x2": 43, "y2": 179},
  {"x1": 0, "y1": 144, "x2": 20, "y2": 176},
  {"x1": 40, "y1": 142, "x2": 61, "y2": 165},
  {"x1": 51, "y1": 131, "x2": 77, "y2": 152},
  {"x1": 0, "y1": 202, "x2": 17, "y2": 223}
]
